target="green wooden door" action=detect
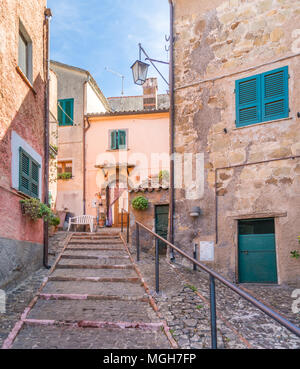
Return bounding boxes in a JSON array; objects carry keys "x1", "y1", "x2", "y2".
[
  {"x1": 238, "y1": 219, "x2": 277, "y2": 283},
  {"x1": 155, "y1": 205, "x2": 169, "y2": 254}
]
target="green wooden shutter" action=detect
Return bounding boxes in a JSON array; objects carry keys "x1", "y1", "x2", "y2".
[
  {"x1": 64, "y1": 99, "x2": 74, "y2": 125},
  {"x1": 261, "y1": 66, "x2": 288, "y2": 122},
  {"x1": 19, "y1": 148, "x2": 39, "y2": 198},
  {"x1": 19, "y1": 148, "x2": 31, "y2": 196},
  {"x1": 118, "y1": 130, "x2": 127, "y2": 149},
  {"x1": 31, "y1": 160, "x2": 39, "y2": 198},
  {"x1": 236, "y1": 75, "x2": 261, "y2": 127},
  {"x1": 58, "y1": 99, "x2": 74, "y2": 126},
  {"x1": 111, "y1": 130, "x2": 117, "y2": 149},
  {"x1": 58, "y1": 100, "x2": 64, "y2": 126}
]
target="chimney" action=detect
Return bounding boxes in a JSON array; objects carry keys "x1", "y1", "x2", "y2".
[{"x1": 143, "y1": 78, "x2": 158, "y2": 110}]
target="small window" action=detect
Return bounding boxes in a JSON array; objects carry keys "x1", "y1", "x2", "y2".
[
  {"x1": 18, "y1": 21, "x2": 32, "y2": 83},
  {"x1": 19, "y1": 148, "x2": 40, "y2": 198},
  {"x1": 235, "y1": 66, "x2": 289, "y2": 127},
  {"x1": 57, "y1": 161, "x2": 73, "y2": 180},
  {"x1": 58, "y1": 99, "x2": 74, "y2": 126},
  {"x1": 110, "y1": 130, "x2": 127, "y2": 150}
]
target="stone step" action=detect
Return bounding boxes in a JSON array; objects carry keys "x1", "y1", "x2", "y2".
[
  {"x1": 42, "y1": 281, "x2": 147, "y2": 297},
  {"x1": 11, "y1": 325, "x2": 171, "y2": 349},
  {"x1": 65, "y1": 247, "x2": 125, "y2": 252},
  {"x1": 51, "y1": 268, "x2": 138, "y2": 278},
  {"x1": 60, "y1": 254, "x2": 130, "y2": 260},
  {"x1": 63, "y1": 249, "x2": 128, "y2": 257},
  {"x1": 58, "y1": 257, "x2": 132, "y2": 266},
  {"x1": 48, "y1": 276, "x2": 140, "y2": 283},
  {"x1": 68, "y1": 240, "x2": 123, "y2": 245},
  {"x1": 56, "y1": 264, "x2": 134, "y2": 270},
  {"x1": 71, "y1": 235, "x2": 120, "y2": 239},
  {"x1": 27, "y1": 299, "x2": 159, "y2": 322}
]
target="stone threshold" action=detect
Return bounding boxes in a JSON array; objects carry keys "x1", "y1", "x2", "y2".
[
  {"x1": 66, "y1": 247, "x2": 124, "y2": 251},
  {"x1": 60, "y1": 254, "x2": 129, "y2": 260}
]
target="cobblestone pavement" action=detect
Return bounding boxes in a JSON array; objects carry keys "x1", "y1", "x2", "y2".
[
  {"x1": 128, "y1": 245, "x2": 300, "y2": 349},
  {"x1": 0, "y1": 232, "x2": 69, "y2": 347},
  {"x1": 1, "y1": 231, "x2": 173, "y2": 349}
]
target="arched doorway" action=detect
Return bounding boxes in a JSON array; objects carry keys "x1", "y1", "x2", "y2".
[{"x1": 105, "y1": 174, "x2": 129, "y2": 228}]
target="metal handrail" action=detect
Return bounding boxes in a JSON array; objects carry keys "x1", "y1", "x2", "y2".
[
  {"x1": 121, "y1": 209, "x2": 129, "y2": 243},
  {"x1": 135, "y1": 220, "x2": 300, "y2": 349}
]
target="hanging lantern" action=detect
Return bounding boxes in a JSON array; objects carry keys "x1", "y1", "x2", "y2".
[{"x1": 130, "y1": 60, "x2": 149, "y2": 85}]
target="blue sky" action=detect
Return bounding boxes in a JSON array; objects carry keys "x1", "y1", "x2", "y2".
[{"x1": 48, "y1": 0, "x2": 170, "y2": 97}]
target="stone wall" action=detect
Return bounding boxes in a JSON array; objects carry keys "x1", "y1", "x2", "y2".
[
  {"x1": 0, "y1": 0, "x2": 47, "y2": 288},
  {"x1": 129, "y1": 189, "x2": 169, "y2": 254},
  {"x1": 173, "y1": 0, "x2": 300, "y2": 283}
]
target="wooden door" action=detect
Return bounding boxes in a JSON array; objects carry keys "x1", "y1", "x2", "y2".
[{"x1": 238, "y1": 218, "x2": 277, "y2": 283}]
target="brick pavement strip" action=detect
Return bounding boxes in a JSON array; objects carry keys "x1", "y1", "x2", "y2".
[{"x1": 1, "y1": 231, "x2": 174, "y2": 349}]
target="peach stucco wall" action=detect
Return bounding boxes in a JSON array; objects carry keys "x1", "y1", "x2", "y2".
[{"x1": 85, "y1": 112, "x2": 169, "y2": 217}]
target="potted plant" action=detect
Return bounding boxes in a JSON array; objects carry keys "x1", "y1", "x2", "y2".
[
  {"x1": 99, "y1": 213, "x2": 106, "y2": 227},
  {"x1": 132, "y1": 196, "x2": 149, "y2": 211},
  {"x1": 57, "y1": 172, "x2": 72, "y2": 180}
]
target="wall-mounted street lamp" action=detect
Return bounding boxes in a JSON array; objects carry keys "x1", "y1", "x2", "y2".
[{"x1": 131, "y1": 43, "x2": 169, "y2": 86}]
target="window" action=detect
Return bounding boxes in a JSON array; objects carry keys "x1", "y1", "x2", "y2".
[
  {"x1": 57, "y1": 161, "x2": 72, "y2": 180},
  {"x1": 110, "y1": 130, "x2": 127, "y2": 150},
  {"x1": 58, "y1": 99, "x2": 74, "y2": 126},
  {"x1": 18, "y1": 21, "x2": 32, "y2": 83},
  {"x1": 19, "y1": 148, "x2": 40, "y2": 198},
  {"x1": 235, "y1": 66, "x2": 289, "y2": 127}
]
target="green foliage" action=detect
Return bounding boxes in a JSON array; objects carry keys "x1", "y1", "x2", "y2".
[
  {"x1": 290, "y1": 250, "x2": 300, "y2": 259},
  {"x1": 159, "y1": 170, "x2": 169, "y2": 182},
  {"x1": 185, "y1": 284, "x2": 197, "y2": 292},
  {"x1": 49, "y1": 215, "x2": 60, "y2": 227},
  {"x1": 20, "y1": 198, "x2": 57, "y2": 224},
  {"x1": 290, "y1": 236, "x2": 300, "y2": 259},
  {"x1": 196, "y1": 305, "x2": 203, "y2": 310},
  {"x1": 57, "y1": 172, "x2": 72, "y2": 180},
  {"x1": 132, "y1": 196, "x2": 149, "y2": 211}
]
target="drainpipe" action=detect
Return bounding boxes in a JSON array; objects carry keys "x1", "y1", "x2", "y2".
[
  {"x1": 43, "y1": 8, "x2": 52, "y2": 269},
  {"x1": 83, "y1": 77, "x2": 90, "y2": 215},
  {"x1": 168, "y1": 0, "x2": 175, "y2": 261}
]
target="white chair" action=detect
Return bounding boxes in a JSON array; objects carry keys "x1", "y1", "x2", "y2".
[{"x1": 67, "y1": 215, "x2": 95, "y2": 233}]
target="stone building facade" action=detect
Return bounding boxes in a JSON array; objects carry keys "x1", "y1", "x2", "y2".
[
  {"x1": 172, "y1": 0, "x2": 300, "y2": 283},
  {"x1": 50, "y1": 61, "x2": 109, "y2": 217},
  {"x1": 0, "y1": 0, "x2": 48, "y2": 288}
]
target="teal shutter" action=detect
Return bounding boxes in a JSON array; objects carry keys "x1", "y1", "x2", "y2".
[
  {"x1": 58, "y1": 99, "x2": 74, "y2": 126},
  {"x1": 19, "y1": 148, "x2": 31, "y2": 196},
  {"x1": 19, "y1": 148, "x2": 40, "y2": 198},
  {"x1": 58, "y1": 100, "x2": 63, "y2": 126},
  {"x1": 261, "y1": 66, "x2": 289, "y2": 122},
  {"x1": 118, "y1": 130, "x2": 127, "y2": 149},
  {"x1": 111, "y1": 130, "x2": 117, "y2": 149},
  {"x1": 31, "y1": 161, "x2": 39, "y2": 198},
  {"x1": 236, "y1": 75, "x2": 261, "y2": 127}
]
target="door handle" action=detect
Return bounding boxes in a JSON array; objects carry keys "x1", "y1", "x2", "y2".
[{"x1": 241, "y1": 251, "x2": 249, "y2": 255}]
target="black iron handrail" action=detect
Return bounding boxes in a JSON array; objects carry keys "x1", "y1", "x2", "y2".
[
  {"x1": 134, "y1": 220, "x2": 300, "y2": 349},
  {"x1": 121, "y1": 209, "x2": 129, "y2": 243}
]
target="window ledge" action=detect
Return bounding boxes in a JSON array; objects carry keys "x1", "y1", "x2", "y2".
[
  {"x1": 106, "y1": 148, "x2": 130, "y2": 152},
  {"x1": 16, "y1": 66, "x2": 36, "y2": 95},
  {"x1": 234, "y1": 117, "x2": 293, "y2": 130}
]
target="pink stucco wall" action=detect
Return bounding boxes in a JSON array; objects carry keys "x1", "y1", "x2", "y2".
[{"x1": 85, "y1": 112, "x2": 169, "y2": 217}]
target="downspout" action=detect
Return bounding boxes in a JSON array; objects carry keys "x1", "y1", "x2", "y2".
[
  {"x1": 43, "y1": 8, "x2": 52, "y2": 269},
  {"x1": 83, "y1": 77, "x2": 90, "y2": 215},
  {"x1": 168, "y1": 0, "x2": 175, "y2": 260}
]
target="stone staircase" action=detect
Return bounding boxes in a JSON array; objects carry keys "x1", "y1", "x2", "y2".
[{"x1": 3, "y1": 232, "x2": 173, "y2": 349}]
